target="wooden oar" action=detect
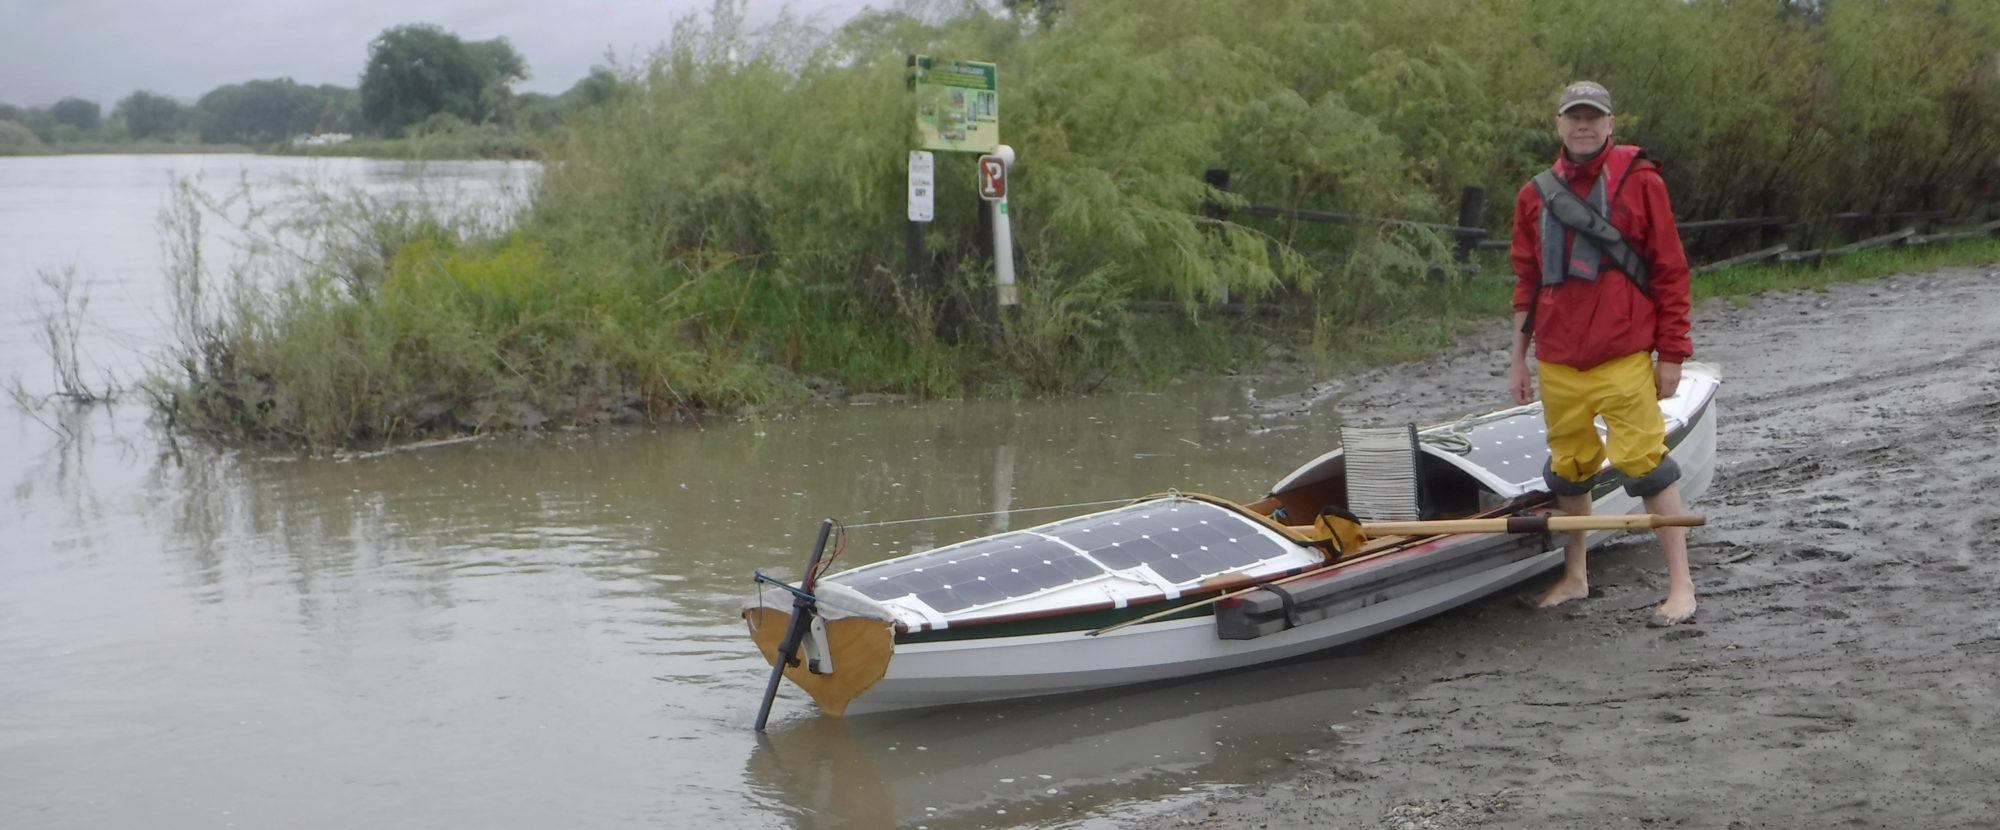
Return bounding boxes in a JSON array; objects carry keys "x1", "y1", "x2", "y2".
[
  {"x1": 1361, "y1": 512, "x2": 1703, "y2": 536},
  {"x1": 1087, "y1": 511, "x2": 1702, "y2": 637},
  {"x1": 1085, "y1": 535, "x2": 1426, "y2": 637}
]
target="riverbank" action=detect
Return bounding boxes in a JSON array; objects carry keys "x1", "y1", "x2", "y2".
[
  {"x1": 0, "y1": 140, "x2": 253, "y2": 155},
  {"x1": 272, "y1": 131, "x2": 541, "y2": 160},
  {"x1": 0, "y1": 133, "x2": 533, "y2": 159},
  {"x1": 1122, "y1": 264, "x2": 2000, "y2": 828}
]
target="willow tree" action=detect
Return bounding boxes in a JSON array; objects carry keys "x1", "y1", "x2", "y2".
[{"x1": 359, "y1": 24, "x2": 529, "y2": 135}]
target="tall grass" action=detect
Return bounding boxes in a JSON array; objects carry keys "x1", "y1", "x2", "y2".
[
  {"x1": 154, "y1": 171, "x2": 778, "y2": 451},
  {"x1": 154, "y1": 0, "x2": 2000, "y2": 449}
]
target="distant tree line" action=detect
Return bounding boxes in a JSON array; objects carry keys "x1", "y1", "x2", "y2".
[{"x1": 0, "y1": 22, "x2": 624, "y2": 151}]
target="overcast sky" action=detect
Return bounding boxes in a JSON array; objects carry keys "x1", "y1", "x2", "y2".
[{"x1": 0, "y1": 0, "x2": 879, "y2": 108}]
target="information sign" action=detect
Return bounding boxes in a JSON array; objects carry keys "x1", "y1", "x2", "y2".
[{"x1": 911, "y1": 56, "x2": 999, "y2": 154}]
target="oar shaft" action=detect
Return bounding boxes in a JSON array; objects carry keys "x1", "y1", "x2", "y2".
[
  {"x1": 1360, "y1": 513, "x2": 1703, "y2": 537},
  {"x1": 1088, "y1": 508, "x2": 1695, "y2": 637}
]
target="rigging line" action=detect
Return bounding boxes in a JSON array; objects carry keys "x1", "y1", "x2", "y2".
[
  {"x1": 842, "y1": 498, "x2": 1139, "y2": 529},
  {"x1": 812, "y1": 520, "x2": 849, "y2": 579}
]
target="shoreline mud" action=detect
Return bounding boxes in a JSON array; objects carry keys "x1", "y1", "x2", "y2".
[{"x1": 1124, "y1": 265, "x2": 2000, "y2": 828}]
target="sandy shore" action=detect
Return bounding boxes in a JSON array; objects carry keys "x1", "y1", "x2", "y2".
[{"x1": 1128, "y1": 266, "x2": 2000, "y2": 829}]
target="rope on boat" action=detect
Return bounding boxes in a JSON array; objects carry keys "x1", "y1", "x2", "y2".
[
  {"x1": 750, "y1": 571, "x2": 875, "y2": 618},
  {"x1": 840, "y1": 498, "x2": 1138, "y2": 528},
  {"x1": 1417, "y1": 405, "x2": 1534, "y2": 455},
  {"x1": 1421, "y1": 430, "x2": 1473, "y2": 454}
]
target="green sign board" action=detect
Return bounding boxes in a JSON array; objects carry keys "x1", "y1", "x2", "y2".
[{"x1": 911, "y1": 56, "x2": 998, "y2": 154}]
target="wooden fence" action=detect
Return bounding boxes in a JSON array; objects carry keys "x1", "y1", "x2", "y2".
[{"x1": 1203, "y1": 168, "x2": 2000, "y2": 276}]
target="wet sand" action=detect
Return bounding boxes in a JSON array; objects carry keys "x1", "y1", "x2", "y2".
[{"x1": 1130, "y1": 266, "x2": 2000, "y2": 828}]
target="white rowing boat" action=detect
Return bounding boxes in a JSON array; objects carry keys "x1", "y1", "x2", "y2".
[{"x1": 745, "y1": 363, "x2": 1720, "y2": 717}]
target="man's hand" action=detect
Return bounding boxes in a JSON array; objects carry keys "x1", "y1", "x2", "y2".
[
  {"x1": 1509, "y1": 311, "x2": 1536, "y2": 405},
  {"x1": 1655, "y1": 360, "x2": 1682, "y2": 399},
  {"x1": 1509, "y1": 358, "x2": 1536, "y2": 406}
]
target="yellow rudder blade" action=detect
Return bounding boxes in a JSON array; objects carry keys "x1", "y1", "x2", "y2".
[{"x1": 743, "y1": 607, "x2": 895, "y2": 717}]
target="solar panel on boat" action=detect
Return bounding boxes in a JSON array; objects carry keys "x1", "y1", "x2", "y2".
[
  {"x1": 834, "y1": 499, "x2": 1295, "y2": 614},
  {"x1": 1453, "y1": 410, "x2": 1551, "y2": 487}
]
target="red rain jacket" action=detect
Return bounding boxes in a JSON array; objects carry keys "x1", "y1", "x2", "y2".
[{"x1": 1510, "y1": 143, "x2": 1693, "y2": 370}]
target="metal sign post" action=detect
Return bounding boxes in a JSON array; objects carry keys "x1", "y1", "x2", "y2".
[
  {"x1": 907, "y1": 151, "x2": 933, "y2": 294},
  {"x1": 981, "y1": 146, "x2": 1016, "y2": 307}
]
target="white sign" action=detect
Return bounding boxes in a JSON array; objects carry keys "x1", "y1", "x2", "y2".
[{"x1": 908, "y1": 151, "x2": 935, "y2": 222}]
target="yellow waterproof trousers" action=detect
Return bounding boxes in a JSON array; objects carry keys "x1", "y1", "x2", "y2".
[{"x1": 1538, "y1": 351, "x2": 1668, "y2": 486}]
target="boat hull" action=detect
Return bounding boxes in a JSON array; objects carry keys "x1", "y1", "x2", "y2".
[{"x1": 848, "y1": 546, "x2": 1568, "y2": 714}]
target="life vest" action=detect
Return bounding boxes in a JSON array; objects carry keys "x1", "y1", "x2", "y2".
[{"x1": 1534, "y1": 144, "x2": 1651, "y2": 295}]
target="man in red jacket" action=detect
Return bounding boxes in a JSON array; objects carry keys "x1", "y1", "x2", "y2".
[{"x1": 1507, "y1": 80, "x2": 1697, "y2": 626}]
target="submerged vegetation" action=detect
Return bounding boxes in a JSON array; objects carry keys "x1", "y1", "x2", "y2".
[{"x1": 149, "y1": 0, "x2": 2000, "y2": 451}]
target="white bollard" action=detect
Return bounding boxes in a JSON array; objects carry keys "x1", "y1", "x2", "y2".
[{"x1": 992, "y1": 145, "x2": 1017, "y2": 307}]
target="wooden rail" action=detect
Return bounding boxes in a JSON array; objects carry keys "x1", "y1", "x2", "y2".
[{"x1": 1201, "y1": 168, "x2": 1999, "y2": 275}]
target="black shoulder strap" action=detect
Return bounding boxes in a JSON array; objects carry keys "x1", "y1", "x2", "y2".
[{"x1": 1530, "y1": 169, "x2": 1651, "y2": 296}]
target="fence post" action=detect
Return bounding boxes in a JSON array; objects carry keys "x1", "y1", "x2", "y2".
[
  {"x1": 1204, "y1": 169, "x2": 1231, "y2": 220},
  {"x1": 1760, "y1": 215, "x2": 1785, "y2": 251},
  {"x1": 906, "y1": 220, "x2": 925, "y2": 296},
  {"x1": 979, "y1": 199, "x2": 994, "y2": 262},
  {"x1": 1454, "y1": 185, "x2": 1486, "y2": 264}
]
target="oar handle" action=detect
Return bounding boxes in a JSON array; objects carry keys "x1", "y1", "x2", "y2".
[{"x1": 1360, "y1": 513, "x2": 1704, "y2": 536}]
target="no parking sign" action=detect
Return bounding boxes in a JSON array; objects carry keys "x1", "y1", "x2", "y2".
[{"x1": 977, "y1": 154, "x2": 1006, "y2": 201}]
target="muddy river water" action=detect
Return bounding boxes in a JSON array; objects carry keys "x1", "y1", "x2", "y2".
[{"x1": 1, "y1": 155, "x2": 1417, "y2": 829}]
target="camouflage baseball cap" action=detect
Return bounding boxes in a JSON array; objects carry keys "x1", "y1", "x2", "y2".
[{"x1": 1557, "y1": 81, "x2": 1613, "y2": 115}]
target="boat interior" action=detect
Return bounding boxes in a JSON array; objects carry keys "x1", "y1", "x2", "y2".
[{"x1": 1242, "y1": 442, "x2": 1508, "y2": 530}]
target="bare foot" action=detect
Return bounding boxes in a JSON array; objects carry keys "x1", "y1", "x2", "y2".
[
  {"x1": 1649, "y1": 595, "x2": 1697, "y2": 627},
  {"x1": 1537, "y1": 577, "x2": 1589, "y2": 608}
]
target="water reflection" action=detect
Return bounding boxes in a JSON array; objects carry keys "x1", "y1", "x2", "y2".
[
  {"x1": 125, "y1": 382, "x2": 1337, "y2": 655},
  {"x1": 750, "y1": 651, "x2": 1385, "y2": 829}
]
